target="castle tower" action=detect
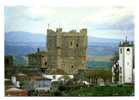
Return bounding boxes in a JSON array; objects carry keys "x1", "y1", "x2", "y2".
[
  {"x1": 118, "y1": 37, "x2": 134, "y2": 84},
  {"x1": 47, "y1": 28, "x2": 87, "y2": 74}
]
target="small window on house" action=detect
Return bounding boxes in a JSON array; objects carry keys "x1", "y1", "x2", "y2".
[{"x1": 53, "y1": 75, "x2": 56, "y2": 79}]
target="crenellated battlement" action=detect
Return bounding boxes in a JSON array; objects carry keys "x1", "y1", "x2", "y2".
[{"x1": 47, "y1": 28, "x2": 87, "y2": 35}]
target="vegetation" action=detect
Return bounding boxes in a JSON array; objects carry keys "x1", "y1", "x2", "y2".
[
  {"x1": 111, "y1": 51, "x2": 119, "y2": 83},
  {"x1": 111, "y1": 52, "x2": 119, "y2": 64},
  {"x1": 80, "y1": 69, "x2": 112, "y2": 85},
  {"x1": 48, "y1": 84, "x2": 134, "y2": 96}
]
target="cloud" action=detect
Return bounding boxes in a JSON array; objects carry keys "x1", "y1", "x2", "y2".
[{"x1": 5, "y1": 6, "x2": 134, "y2": 39}]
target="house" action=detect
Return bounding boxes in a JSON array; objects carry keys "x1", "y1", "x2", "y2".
[
  {"x1": 28, "y1": 48, "x2": 48, "y2": 70},
  {"x1": 42, "y1": 74, "x2": 74, "y2": 82},
  {"x1": 5, "y1": 87, "x2": 28, "y2": 96},
  {"x1": 29, "y1": 76, "x2": 52, "y2": 92}
]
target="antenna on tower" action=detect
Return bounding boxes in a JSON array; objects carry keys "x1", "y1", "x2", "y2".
[
  {"x1": 125, "y1": 35, "x2": 128, "y2": 42},
  {"x1": 124, "y1": 32, "x2": 128, "y2": 42},
  {"x1": 48, "y1": 24, "x2": 50, "y2": 29}
]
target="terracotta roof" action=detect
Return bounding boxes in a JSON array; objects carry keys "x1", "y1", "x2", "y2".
[
  {"x1": 30, "y1": 76, "x2": 51, "y2": 80},
  {"x1": 6, "y1": 88, "x2": 25, "y2": 92}
]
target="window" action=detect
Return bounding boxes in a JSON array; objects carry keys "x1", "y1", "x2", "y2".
[
  {"x1": 127, "y1": 48, "x2": 130, "y2": 51},
  {"x1": 126, "y1": 48, "x2": 130, "y2": 55},
  {"x1": 120, "y1": 67, "x2": 122, "y2": 73},
  {"x1": 71, "y1": 66, "x2": 74, "y2": 68},
  {"x1": 69, "y1": 40, "x2": 74, "y2": 48},
  {"x1": 70, "y1": 41, "x2": 72, "y2": 46},
  {"x1": 76, "y1": 44, "x2": 78, "y2": 47},
  {"x1": 53, "y1": 75, "x2": 56, "y2": 79},
  {"x1": 120, "y1": 48, "x2": 122, "y2": 54},
  {"x1": 45, "y1": 62, "x2": 47, "y2": 65}
]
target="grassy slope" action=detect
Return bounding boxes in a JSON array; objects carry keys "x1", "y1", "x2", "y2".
[
  {"x1": 88, "y1": 55, "x2": 113, "y2": 62},
  {"x1": 61, "y1": 85, "x2": 134, "y2": 96},
  {"x1": 87, "y1": 55, "x2": 113, "y2": 69}
]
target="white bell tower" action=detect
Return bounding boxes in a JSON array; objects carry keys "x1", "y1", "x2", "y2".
[{"x1": 118, "y1": 35, "x2": 134, "y2": 84}]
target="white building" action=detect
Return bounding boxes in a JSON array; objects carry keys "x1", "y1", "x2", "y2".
[
  {"x1": 112, "y1": 39, "x2": 134, "y2": 84},
  {"x1": 42, "y1": 74, "x2": 74, "y2": 82},
  {"x1": 118, "y1": 40, "x2": 134, "y2": 84}
]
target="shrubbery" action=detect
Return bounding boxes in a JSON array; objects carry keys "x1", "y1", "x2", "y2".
[{"x1": 49, "y1": 84, "x2": 134, "y2": 96}]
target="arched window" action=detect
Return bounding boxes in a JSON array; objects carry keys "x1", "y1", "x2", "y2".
[
  {"x1": 76, "y1": 44, "x2": 78, "y2": 47},
  {"x1": 70, "y1": 41, "x2": 72, "y2": 46},
  {"x1": 126, "y1": 48, "x2": 130, "y2": 54},
  {"x1": 45, "y1": 62, "x2": 47, "y2": 65},
  {"x1": 71, "y1": 65, "x2": 74, "y2": 68},
  {"x1": 127, "y1": 48, "x2": 130, "y2": 51},
  {"x1": 120, "y1": 48, "x2": 122, "y2": 54}
]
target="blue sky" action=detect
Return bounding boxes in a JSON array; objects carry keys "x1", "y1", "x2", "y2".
[{"x1": 5, "y1": 6, "x2": 134, "y2": 40}]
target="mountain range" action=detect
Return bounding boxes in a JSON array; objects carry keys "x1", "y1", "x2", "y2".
[{"x1": 5, "y1": 31, "x2": 121, "y2": 56}]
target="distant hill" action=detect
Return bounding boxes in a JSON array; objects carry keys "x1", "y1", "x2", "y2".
[
  {"x1": 5, "y1": 31, "x2": 121, "y2": 45},
  {"x1": 88, "y1": 36, "x2": 120, "y2": 44},
  {"x1": 5, "y1": 31, "x2": 46, "y2": 43},
  {"x1": 5, "y1": 31, "x2": 120, "y2": 56}
]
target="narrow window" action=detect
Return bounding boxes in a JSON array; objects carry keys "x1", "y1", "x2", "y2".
[
  {"x1": 120, "y1": 67, "x2": 122, "y2": 73},
  {"x1": 71, "y1": 66, "x2": 74, "y2": 68},
  {"x1": 45, "y1": 62, "x2": 47, "y2": 65},
  {"x1": 76, "y1": 44, "x2": 78, "y2": 47},
  {"x1": 70, "y1": 41, "x2": 72, "y2": 46},
  {"x1": 53, "y1": 75, "x2": 56, "y2": 79},
  {"x1": 120, "y1": 48, "x2": 122, "y2": 54}
]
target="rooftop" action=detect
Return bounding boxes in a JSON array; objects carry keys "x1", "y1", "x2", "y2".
[
  {"x1": 28, "y1": 51, "x2": 47, "y2": 57},
  {"x1": 119, "y1": 41, "x2": 134, "y2": 47}
]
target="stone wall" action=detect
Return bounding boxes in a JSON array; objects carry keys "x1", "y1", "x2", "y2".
[{"x1": 47, "y1": 28, "x2": 87, "y2": 74}]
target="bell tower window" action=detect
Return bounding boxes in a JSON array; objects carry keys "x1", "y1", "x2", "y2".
[
  {"x1": 126, "y1": 48, "x2": 130, "y2": 55},
  {"x1": 127, "y1": 48, "x2": 130, "y2": 51},
  {"x1": 120, "y1": 48, "x2": 122, "y2": 54}
]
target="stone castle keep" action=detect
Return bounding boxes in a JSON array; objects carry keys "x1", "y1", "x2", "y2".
[{"x1": 47, "y1": 28, "x2": 87, "y2": 74}]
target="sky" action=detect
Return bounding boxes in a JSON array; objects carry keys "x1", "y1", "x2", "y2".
[{"x1": 4, "y1": 2, "x2": 134, "y2": 40}]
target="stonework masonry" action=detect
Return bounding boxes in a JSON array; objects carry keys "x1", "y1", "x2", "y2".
[{"x1": 47, "y1": 28, "x2": 87, "y2": 74}]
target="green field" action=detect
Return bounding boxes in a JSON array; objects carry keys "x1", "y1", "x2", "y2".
[
  {"x1": 50, "y1": 85, "x2": 134, "y2": 96},
  {"x1": 88, "y1": 55, "x2": 113, "y2": 62},
  {"x1": 87, "y1": 55, "x2": 113, "y2": 69}
]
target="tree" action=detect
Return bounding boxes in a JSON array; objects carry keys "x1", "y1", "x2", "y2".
[
  {"x1": 111, "y1": 51, "x2": 119, "y2": 84},
  {"x1": 111, "y1": 52, "x2": 119, "y2": 64},
  {"x1": 113, "y1": 63, "x2": 119, "y2": 84}
]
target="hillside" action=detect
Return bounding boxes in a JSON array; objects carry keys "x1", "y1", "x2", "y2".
[{"x1": 5, "y1": 31, "x2": 120, "y2": 56}]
